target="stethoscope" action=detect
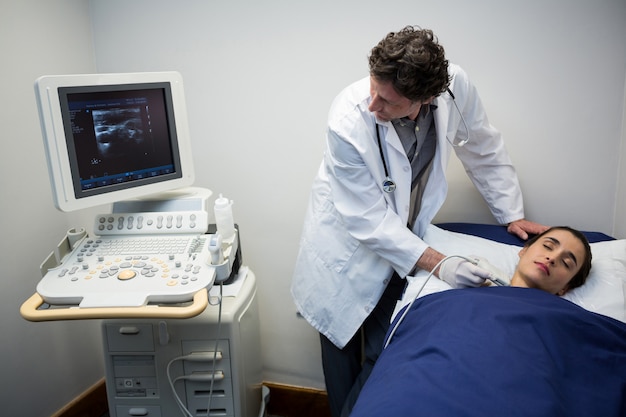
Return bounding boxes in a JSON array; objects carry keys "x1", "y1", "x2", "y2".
[{"x1": 376, "y1": 88, "x2": 470, "y2": 193}]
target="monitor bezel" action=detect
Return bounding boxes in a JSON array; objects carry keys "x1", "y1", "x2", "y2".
[{"x1": 35, "y1": 71, "x2": 195, "y2": 212}]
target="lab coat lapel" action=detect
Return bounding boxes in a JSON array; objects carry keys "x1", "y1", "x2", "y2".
[{"x1": 380, "y1": 123, "x2": 411, "y2": 224}]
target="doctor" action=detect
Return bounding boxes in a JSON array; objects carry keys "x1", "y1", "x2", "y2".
[{"x1": 291, "y1": 26, "x2": 547, "y2": 417}]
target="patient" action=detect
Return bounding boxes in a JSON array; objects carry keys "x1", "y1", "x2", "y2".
[
  {"x1": 509, "y1": 226, "x2": 592, "y2": 295},
  {"x1": 350, "y1": 227, "x2": 624, "y2": 417}
]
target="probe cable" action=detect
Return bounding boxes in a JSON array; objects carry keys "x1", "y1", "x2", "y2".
[
  {"x1": 205, "y1": 282, "x2": 224, "y2": 417},
  {"x1": 384, "y1": 255, "x2": 474, "y2": 349},
  {"x1": 166, "y1": 357, "x2": 194, "y2": 417},
  {"x1": 165, "y1": 282, "x2": 224, "y2": 417}
]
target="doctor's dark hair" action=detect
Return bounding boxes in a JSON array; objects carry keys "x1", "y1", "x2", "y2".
[
  {"x1": 369, "y1": 26, "x2": 450, "y2": 102},
  {"x1": 523, "y1": 226, "x2": 592, "y2": 291}
]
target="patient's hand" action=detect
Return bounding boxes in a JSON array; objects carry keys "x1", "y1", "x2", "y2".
[{"x1": 507, "y1": 219, "x2": 549, "y2": 240}]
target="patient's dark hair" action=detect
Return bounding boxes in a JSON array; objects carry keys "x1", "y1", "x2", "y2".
[
  {"x1": 524, "y1": 226, "x2": 592, "y2": 290},
  {"x1": 368, "y1": 26, "x2": 450, "y2": 102}
]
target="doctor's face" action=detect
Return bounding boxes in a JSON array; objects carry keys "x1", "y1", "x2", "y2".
[
  {"x1": 368, "y1": 76, "x2": 424, "y2": 122},
  {"x1": 512, "y1": 229, "x2": 587, "y2": 295}
]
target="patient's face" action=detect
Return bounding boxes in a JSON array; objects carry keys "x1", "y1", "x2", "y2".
[{"x1": 513, "y1": 229, "x2": 586, "y2": 295}]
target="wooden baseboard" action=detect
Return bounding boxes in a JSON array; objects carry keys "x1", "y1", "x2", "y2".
[
  {"x1": 263, "y1": 382, "x2": 331, "y2": 417},
  {"x1": 53, "y1": 379, "x2": 330, "y2": 417},
  {"x1": 51, "y1": 377, "x2": 108, "y2": 417}
]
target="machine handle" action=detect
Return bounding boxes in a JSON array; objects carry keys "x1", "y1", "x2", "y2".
[{"x1": 19, "y1": 289, "x2": 209, "y2": 322}]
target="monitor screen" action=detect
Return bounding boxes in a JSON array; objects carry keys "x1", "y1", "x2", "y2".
[{"x1": 35, "y1": 72, "x2": 195, "y2": 212}]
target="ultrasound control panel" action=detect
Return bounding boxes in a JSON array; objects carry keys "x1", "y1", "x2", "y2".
[
  {"x1": 36, "y1": 233, "x2": 216, "y2": 308},
  {"x1": 30, "y1": 188, "x2": 234, "y2": 310}
]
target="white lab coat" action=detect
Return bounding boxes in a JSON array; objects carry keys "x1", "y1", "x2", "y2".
[{"x1": 291, "y1": 64, "x2": 524, "y2": 348}]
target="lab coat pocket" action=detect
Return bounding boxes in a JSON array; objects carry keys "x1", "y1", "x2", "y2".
[{"x1": 302, "y1": 200, "x2": 359, "y2": 274}]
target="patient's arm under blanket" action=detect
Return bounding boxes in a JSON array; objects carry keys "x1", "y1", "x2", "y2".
[{"x1": 351, "y1": 287, "x2": 626, "y2": 417}]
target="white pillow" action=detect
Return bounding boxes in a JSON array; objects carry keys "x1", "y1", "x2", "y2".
[{"x1": 396, "y1": 225, "x2": 626, "y2": 323}]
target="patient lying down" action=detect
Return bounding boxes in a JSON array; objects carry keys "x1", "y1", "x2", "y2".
[{"x1": 349, "y1": 227, "x2": 626, "y2": 417}]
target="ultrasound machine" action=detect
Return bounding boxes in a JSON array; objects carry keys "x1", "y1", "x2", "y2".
[{"x1": 20, "y1": 72, "x2": 265, "y2": 417}]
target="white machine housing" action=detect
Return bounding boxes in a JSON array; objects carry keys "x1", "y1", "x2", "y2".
[{"x1": 102, "y1": 270, "x2": 263, "y2": 417}]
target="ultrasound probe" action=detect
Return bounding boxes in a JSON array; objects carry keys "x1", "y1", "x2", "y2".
[{"x1": 384, "y1": 255, "x2": 510, "y2": 349}]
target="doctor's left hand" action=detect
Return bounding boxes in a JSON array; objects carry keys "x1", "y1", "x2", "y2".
[{"x1": 507, "y1": 219, "x2": 549, "y2": 241}]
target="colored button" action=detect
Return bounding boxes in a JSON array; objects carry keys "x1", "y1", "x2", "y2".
[{"x1": 118, "y1": 270, "x2": 137, "y2": 280}]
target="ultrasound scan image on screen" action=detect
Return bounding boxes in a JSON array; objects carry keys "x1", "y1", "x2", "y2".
[
  {"x1": 62, "y1": 85, "x2": 180, "y2": 196},
  {"x1": 93, "y1": 107, "x2": 145, "y2": 159}
]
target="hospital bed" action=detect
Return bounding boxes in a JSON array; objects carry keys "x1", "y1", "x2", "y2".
[{"x1": 350, "y1": 223, "x2": 626, "y2": 417}]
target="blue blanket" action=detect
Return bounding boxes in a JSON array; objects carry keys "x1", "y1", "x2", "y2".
[{"x1": 350, "y1": 287, "x2": 626, "y2": 417}]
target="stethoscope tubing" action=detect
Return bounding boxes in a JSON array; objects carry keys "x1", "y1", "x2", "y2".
[
  {"x1": 375, "y1": 124, "x2": 397, "y2": 193},
  {"x1": 375, "y1": 88, "x2": 468, "y2": 194}
]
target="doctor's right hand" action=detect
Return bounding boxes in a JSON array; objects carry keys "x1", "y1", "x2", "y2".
[{"x1": 438, "y1": 256, "x2": 492, "y2": 288}]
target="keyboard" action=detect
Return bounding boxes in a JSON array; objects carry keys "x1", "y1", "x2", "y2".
[
  {"x1": 36, "y1": 234, "x2": 216, "y2": 308},
  {"x1": 93, "y1": 236, "x2": 196, "y2": 256}
]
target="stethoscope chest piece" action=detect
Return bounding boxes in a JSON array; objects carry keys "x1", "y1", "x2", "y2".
[
  {"x1": 382, "y1": 177, "x2": 396, "y2": 193},
  {"x1": 377, "y1": 124, "x2": 397, "y2": 193},
  {"x1": 374, "y1": 88, "x2": 470, "y2": 195}
]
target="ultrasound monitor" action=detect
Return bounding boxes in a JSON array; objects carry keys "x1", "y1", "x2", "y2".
[{"x1": 35, "y1": 71, "x2": 195, "y2": 211}]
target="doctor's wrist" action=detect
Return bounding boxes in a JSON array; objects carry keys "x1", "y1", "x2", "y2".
[{"x1": 415, "y1": 247, "x2": 445, "y2": 277}]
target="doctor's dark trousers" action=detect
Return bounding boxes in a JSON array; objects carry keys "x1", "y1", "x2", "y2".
[{"x1": 320, "y1": 272, "x2": 406, "y2": 417}]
